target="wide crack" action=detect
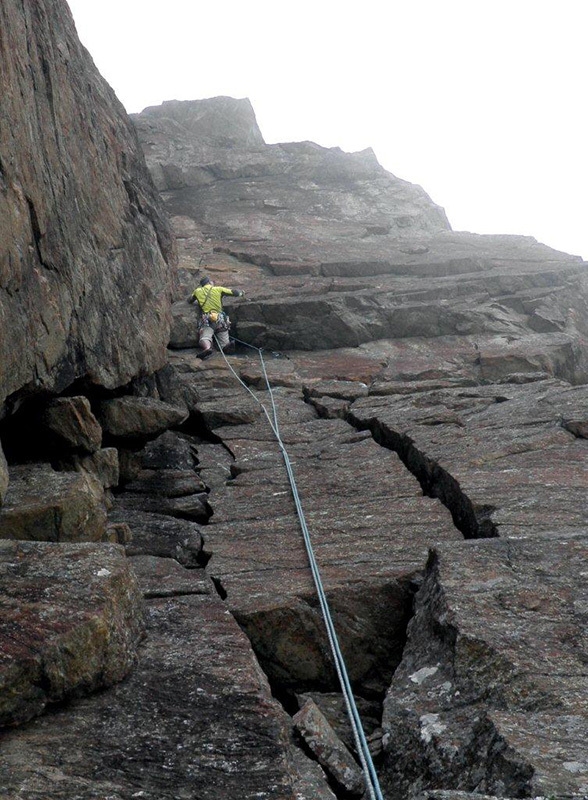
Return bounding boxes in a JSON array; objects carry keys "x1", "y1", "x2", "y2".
[{"x1": 187, "y1": 409, "x2": 415, "y2": 797}]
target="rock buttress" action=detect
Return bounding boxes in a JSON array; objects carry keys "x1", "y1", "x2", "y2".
[{"x1": 0, "y1": 0, "x2": 176, "y2": 413}]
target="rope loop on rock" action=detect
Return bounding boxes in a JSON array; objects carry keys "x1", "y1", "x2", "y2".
[{"x1": 214, "y1": 335, "x2": 385, "y2": 800}]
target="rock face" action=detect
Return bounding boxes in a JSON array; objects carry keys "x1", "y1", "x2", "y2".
[
  {"x1": 380, "y1": 535, "x2": 588, "y2": 799},
  {"x1": 348, "y1": 380, "x2": 588, "y2": 540},
  {"x1": 0, "y1": 591, "x2": 311, "y2": 799},
  {"x1": 126, "y1": 95, "x2": 588, "y2": 798},
  {"x1": 0, "y1": 0, "x2": 176, "y2": 416}
]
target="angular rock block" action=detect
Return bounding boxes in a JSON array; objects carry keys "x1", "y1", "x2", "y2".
[
  {"x1": 115, "y1": 491, "x2": 212, "y2": 524},
  {"x1": 41, "y1": 396, "x2": 102, "y2": 454},
  {"x1": 140, "y1": 430, "x2": 198, "y2": 471},
  {"x1": 110, "y1": 506, "x2": 204, "y2": 566},
  {"x1": 293, "y1": 698, "x2": 365, "y2": 796},
  {"x1": 289, "y1": 743, "x2": 339, "y2": 799},
  {"x1": 197, "y1": 394, "x2": 262, "y2": 428},
  {"x1": 296, "y1": 691, "x2": 382, "y2": 756},
  {"x1": 0, "y1": 464, "x2": 107, "y2": 542},
  {"x1": 60, "y1": 447, "x2": 120, "y2": 489},
  {"x1": 0, "y1": 540, "x2": 145, "y2": 727},
  {"x1": 380, "y1": 534, "x2": 588, "y2": 798},
  {"x1": 128, "y1": 554, "x2": 211, "y2": 598},
  {"x1": 98, "y1": 396, "x2": 188, "y2": 441},
  {"x1": 124, "y1": 468, "x2": 206, "y2": 498}
]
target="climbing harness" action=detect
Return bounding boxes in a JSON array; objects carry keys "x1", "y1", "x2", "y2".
[
  {"x1": 213, "y1": 334, "x2": 385, "y2": 800},
  {"x1": 200, "y1": 310, "x2": 229, "y2": 332}
]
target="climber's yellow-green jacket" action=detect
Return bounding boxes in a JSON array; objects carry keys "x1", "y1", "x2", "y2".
[{"x1": 188, "y1": 278, "x2": 244, "y2": 314}]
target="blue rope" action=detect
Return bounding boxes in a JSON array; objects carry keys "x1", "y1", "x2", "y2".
[{"x1": 214, "y1": 335, "x2": 385, "y2": 800}]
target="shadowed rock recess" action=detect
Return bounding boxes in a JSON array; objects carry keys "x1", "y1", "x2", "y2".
[{"x1": 1, "y1": 7, "x2": 588, "y2": 797}]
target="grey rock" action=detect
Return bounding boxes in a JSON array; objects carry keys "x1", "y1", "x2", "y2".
[
  {"x1": 124, "y1": 468, "x2": 206, "y2": 497},
  {"x1": 115, "y1": 490, "x2": 212, "y2": 524},
  {"x1": 133, "y1": 99, "x2": 449, "y2": 256},
  {"x1": 105, "y1": 521, "x2": 132, "y2": 545},
  {"x1": 140, "y1": 429, "x2": 198, "y2": 471},
  {"x1": 197, "y1": 390, "x2": 263, "y2": 428},
  {"x1": 0, "y1": 540, "x2": 145, "y2": 727},
  {"x1": 201, "y1": 389, "x2": 458, "y2": 694},
  {"x1": 109, "y1": 506, "x2": 204, "y2": 566},
  {"x1": 59, "y1": 447, "x2": 120, "y2": 489},
  {"x1": 288, "y1": 742, "x2": 339, "y2": 799},
  {"x1": 0, "y1": 593, "x2": 311, "y2": 798},
  {"x1": 296, "y1": 692, "x2": 382, "y2": 756},
  {"x1": 117, "y1": 448, "x2": 143, "y2": 484},
  {"x1": 128, "y1": 554, "x2": 211, "y2": 598},
  {"x1": 380, "y1": 535, "x2": 588, "y2": 799},
  {"x1": 349, "y1": 380, "x2": 588, "y2": 539},
  {"x1": 169, "y1": 300, "x2": 200, "y2": 348}
]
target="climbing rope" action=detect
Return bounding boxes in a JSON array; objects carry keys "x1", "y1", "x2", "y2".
[{"x1": 213, "y1": 335, "x2": 385, "y2": 800}]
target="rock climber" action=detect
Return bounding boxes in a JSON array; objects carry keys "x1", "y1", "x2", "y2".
[{"x1": 188, "y1": 276, "x2": 244, "y2": 359}]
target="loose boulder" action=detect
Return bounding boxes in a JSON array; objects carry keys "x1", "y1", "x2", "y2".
[{"x1": 293, "y1": 699, "x2": 365, "y2": 797}]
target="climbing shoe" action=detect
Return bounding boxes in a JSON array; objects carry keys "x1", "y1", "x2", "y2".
[{"x1": 197, "y1": 349, "x2": 215, "y2": 360}]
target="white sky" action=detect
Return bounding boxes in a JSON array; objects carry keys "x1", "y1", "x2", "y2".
[{"x1": 67, "y1": 0, "x2": 587, "y2": 260}]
